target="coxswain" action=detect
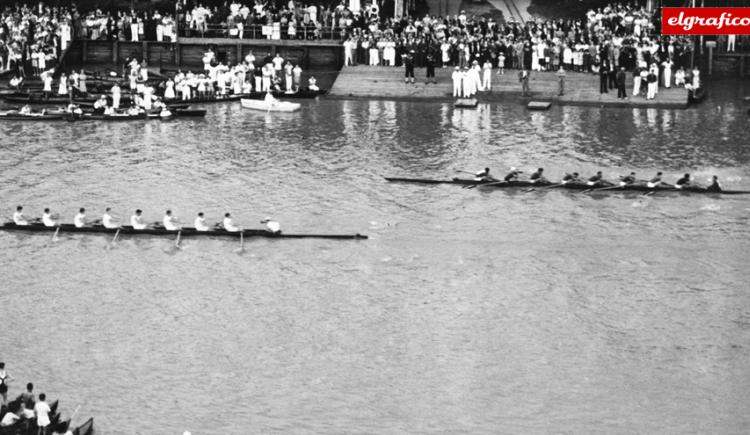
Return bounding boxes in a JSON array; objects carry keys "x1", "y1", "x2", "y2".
[
  {"x1": 675, "y1": 173, "x2": 691, "y2": 189},
  {"x1": 647, "y1": 171, "x2": 664, "y2": 188},
  {"x1": 707, "y1": 175, "x2": 722, "y2": 192},
  {"x1": 223, "y1": 213, "x2": 241, "y2": 232},
  {"x1": 74, "y1": 208, "x2": 87, "y2": 228},
  {"x1": 619, "y1": 172, "x2": 637, "y2": 186},
  {"x1": 261, "y1": 217, "x2": 281, "y2": 234},
  {"x1": 102, "y1": 208, "x2": 119, "y2": 229},
  {"x1": 529, "y1": 168, "x2": 546, "y2": 183},
  {"x1": 130, "y1": 209, "x2": 148, "y2": 230},
  {"x1": 42, "y1": 208, "x2": 57, "y2": 227},
  {"x1": 12, "y1": 206, "x2": 29, "y2": 226},
  {"x1": 504, "y1": 167, "x2": 523, "y2": 182},
  {"x1": 474, "y1": 167, "x2": 495, "y2": 181},
  {"x1": 163, "y1": 210, "x2": 182, "y2": 230},
  {"x1": 561, "y1": 172, "x2": 581, "y2": 185},
  {"x1": 194, "y1": 212, "x2": 210, "y2": 231}
]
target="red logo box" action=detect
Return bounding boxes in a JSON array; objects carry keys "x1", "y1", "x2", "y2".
[{"x1": 662, "y1": 7, "x2": 750, "y2": 34}]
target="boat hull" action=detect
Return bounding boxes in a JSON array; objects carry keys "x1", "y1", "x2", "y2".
[
  {"x1": 240, "y1": 98, "x2": 300, "y2": 112},
  {"x1": 384, "y1": 177, "x2": 750, "y2": 195},
  {"x1": 1, "y1": 223, "x2": 367, "y2": 240}
]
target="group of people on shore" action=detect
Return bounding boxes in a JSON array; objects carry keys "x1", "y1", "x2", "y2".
[
  {"x1": 12, "y1": 207, "x2": 282, "y2": 234},
  {"x1": 472, "y1": 167, "x2": 722, "y2": 192},
  {"x1": 0, "y1": 363, "x2": 67, "y2": 435}
]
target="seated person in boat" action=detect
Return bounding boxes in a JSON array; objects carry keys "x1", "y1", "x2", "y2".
[
  {"x1": 102, "y1": 208, "x2": 119, "y2": 229},
  {"x1": 707, "y1": 175, "x2": 722, "y2": 192},
  {"x1": 647, "y1": 172, "x2": 664, "y2": 188},
  {"x1": 562, "y1": 172, "x2": 582, "y2": 184},
  {"x1": 223, "y1": 213, "x2": 241, "y2": 232},
  {"x1": 474, "y1": 167, "x2": 496, "y2": 181},
  {"x1": 308, "y1": 76, "x2": 319, "y2": 91},
  {"x1": 13, "y1": 206, "x2": 29, "y2": 225},
  {"x1": 42, "y1": 208, "x2": 58, "y2": 227},
  {"x1": 66, "y1": 103, "x2": 83, "y2": 115},
  {"x1": 103, "y1": 106, "x2": 116, "y2": 115},
  {"x1": 675, "y1": 173, "x2": 691, "y2": 189},
  {"x1": 194, "y1": 212, "x2": 210, "y2": 231},
  {"x1": 19, "y1": 105, "x2": 32, "y2": 115},
  {"x1": 529, "y1": 168, "x2": 547, "y2": 183},
  {"x1": 130, "y1": 209, "x2": 148, "y2": 230},
  {"x1": 587, "y1": 171, "x2": 608, "y2": 186},
  {"x1": 74, "y1": 208, "x2": 87, "y2": 228},
  {"x1": 0, "y1": 401, "x2": 20, "y2": 427},
  {"x1": 163, "y1": 210, "x2": 182, "y2": 230},
  {"x1": 619, "y1": 172, "x2": 637, "y2": 186},
  {"x1": 261, "y1": 217, "x2": 281, "y2": 234},
  {"x1": 264, "y1": 92, "x2": 278, "y2": 104},
  {"x1": 504, "y1": 167, "x2": 523, "y2": 182}
]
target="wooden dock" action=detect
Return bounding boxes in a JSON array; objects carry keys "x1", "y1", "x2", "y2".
[{"x1": 328, "y1": 66, "x2": 690, "y2": 109}]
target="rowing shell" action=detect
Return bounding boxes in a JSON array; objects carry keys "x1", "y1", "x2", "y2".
[
  {"x1": 0, "y1": 223, "x2": 368, "y2": 240},
  {"x1": 384, "y1": 177, "x2": 750, "y2": 195}
]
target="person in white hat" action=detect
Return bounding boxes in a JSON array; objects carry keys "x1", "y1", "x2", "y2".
[{"x1": 261, "y1": 217, "x2": 281, "y2": 234}]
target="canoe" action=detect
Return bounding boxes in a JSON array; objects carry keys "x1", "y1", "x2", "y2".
[
  {"x1": 241, "y1": 89, "x2": 326, "y2": 99},
  {"x1": 454, "y1": 98, "x2": 478, "y2": 108},
  {"x1": 384, "y1": 177, "x2": 750, "y2": 195},
  {"x1": 0, "y1": 112, "x2": 68, "y2": 121},
  {"x1": 0, "y1": 223, "x2": 368, "y2": 240},
  {"x1": 174, "y1": 109, "x2": 207, "y2": 117},
  {"x1": 72, "y1": 417, "x2": 94, "y2": 435},
  {"x1": 240, "y1": 98, "x2": 300, "y2": 112}
]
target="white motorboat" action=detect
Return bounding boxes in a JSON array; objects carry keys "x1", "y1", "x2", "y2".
[{"x1": 240, "y1": 97, "x2": 301, "y2": 112}]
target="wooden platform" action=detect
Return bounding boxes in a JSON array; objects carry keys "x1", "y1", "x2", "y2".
[{"x1": 328, "y1": 66, "x2": 690, "y2": 109}]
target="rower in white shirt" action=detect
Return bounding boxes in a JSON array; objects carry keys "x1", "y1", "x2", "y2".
[
  {"x1": 42, "y1": 208, "x2": 57, "y2": 227},
  {"x1": 74, "y1": 208, "x2": 87, "y2": 228},
  {"x1": 102, "y1": 208, "x2": 119, "y2": 229},
  {"x1": 12, "y1": 206, "x2": 29, "y2": 225},
  {"x1": 163, "y1": 210, "x2": 182, "y2": 230},
  {"x1": 194, "y1": 212, "x2": 210, "y2": 231},
  {"x1": 260, "y1": 217, "x2": 281, "y2": 234},
  {"x1": 130, "y1": 209, "x2": 148, "y2": 230},
  {"x1": 223, "y1": 212, "x2": 241, "y2": 232}
]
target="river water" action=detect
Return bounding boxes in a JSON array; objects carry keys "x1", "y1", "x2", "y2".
[{"x1": 1, "y1": 82, "x2": 750, "y2": 434}]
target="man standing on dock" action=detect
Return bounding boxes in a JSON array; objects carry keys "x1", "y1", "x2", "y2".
[
  {"x1": 519, "y1": 69, "x2": 530, "y2": 97},
  {"x1": 404, "y1": 50, "x2": 415, "y2": 85},
  {"x1": 616, "y1": 67, "x2": 627, "y2": 99},
  {"x1": 452, "y1": 67, "x2": 461, "y2": 97},
  {"x1": 425, "y1": 51, "x2": 436, "y2": 85},
  {"x1": 556, "y1": 66, "x2": 565, "y2": 96}
]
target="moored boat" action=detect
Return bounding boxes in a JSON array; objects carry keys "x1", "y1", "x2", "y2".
[
  {"x1": 385, "y1": 177, "x2": 750, "y2": 195},
  {"x1": 240, "y1": 98, "x2": 300, "y2": 112},
  {"x1": 0, "y1": 112, "x2": 68, "y2": 121},
  {"x1": 1, "y1": 223, "x2": 368, "y2": 240}
]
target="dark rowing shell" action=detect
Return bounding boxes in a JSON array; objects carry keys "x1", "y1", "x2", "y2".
[
  {"x1": 72, "y1": 417, "x2": 94, "y2": 435},
  {"x1": 384, "y1": 177, "x2": 750, "y2": 195},
  {"x1": 0, "y1": 223, "x2": 368, "y2": 240}
]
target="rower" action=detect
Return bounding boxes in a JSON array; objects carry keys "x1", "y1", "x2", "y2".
[
  {"x1": 675, "y1": 173, "x2": 691, "y2": 189},
  {"x1": 102, "y1": 208, "x2": 119, "y2": 229},
  {"x1": 130, "y1": 209, "x2": 148, "y2": 230},
  {"x1": 619, "y1": 172, "x2": 637, "y2": 186},
  {"x1": 529, "y1": 168, "x2": 546, "y2": 183},
  {"x1": 42, "y1": 208, "x2": 57, "y2": 227},
  {"x1": 74, "y1": 208, "x2": 87, "y2": 228},
  {"x1": 561, "y1": 172, "x2": 581, "y2": 185},
  {"x1": 12, "y1": 206, "x2": 29, "y2": 226},
  {"x1": 261, "y1": 217, "x2": 281, "y2": 234},
  {"x1": 194, "y1": 212, "x2": 210, "y2": 231},
  {"x1": 474, "y1": 167, "x2": 493, "y2": 181},
  {"x1": 587, "y1": 171, "x2": 604, "y2": 186},
  {"x1": 707, "y1": 175, "x2": 722, "y2": 192},
  {"x1": 93, "y1": 95, "x2": 108, "y2": 112},
  {"x1": 223, "y1": 213, "x2": 241, "y2": 232},
  {"x1": 503, "y1": 167, "x2": 523, "y2": 182},
  {"x1": 647, "y1": 172, "x2": 664, "y2": 188},
  {"x1": 163, "y1": 210, "x2": 182, "y2": 231}
]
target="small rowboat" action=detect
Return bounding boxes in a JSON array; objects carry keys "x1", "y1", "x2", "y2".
[
  {"x1": 0, "y1": 112, "x2": 68, "y2": 121},
  {"x1": 240, "y1": 98, "x2": 300, "y2": 112},
  {"x1": 385, "y1": 177, "x2": 750, "y2": 195},
  {"x1": 454, "y1": 98, "x2": 478, "y2": 108},
  {"x1": 1, "y1": 223, "x2": 368, "y2": 240}
]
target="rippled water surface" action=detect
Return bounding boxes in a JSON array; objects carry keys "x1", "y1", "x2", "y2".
[{"x1": 2, "y1": 82, "x2": 750, "y2": 434}]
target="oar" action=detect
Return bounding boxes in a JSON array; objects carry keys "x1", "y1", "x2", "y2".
[
  {"x1": 51, "y1": 226, "x2": 60, "y2": 242},
  {"x1": 235, "y1": 232, "x2": 245, "y2": 254},
  {"x1": 471, "y1": 180, "x2": 507, "y2": 189},
  {"x1": 524, "y1": 182, "x2": 563, "y2": 192},
  {"x1": 106, "y1": 228, "x2": 120, "y2": 250},
  {"x1": 175, "y1": 230, "x2": 182, "y2": 249},
  {"x1": 581, "y1": 184, "x2": 622, "y2": 194},
  {"x1": 69, "y1": 405, "x2": 81, "y2": 425},
  {"x1": 455, "y1": 169, "x2": 477, "y2": 176}
]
